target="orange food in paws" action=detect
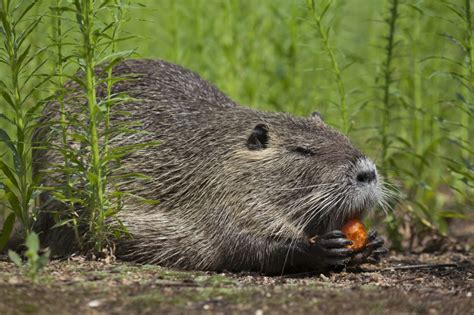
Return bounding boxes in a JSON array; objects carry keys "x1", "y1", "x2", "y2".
[{"x1": 341, "y1": 219, "x2": 367, "y2": 250}]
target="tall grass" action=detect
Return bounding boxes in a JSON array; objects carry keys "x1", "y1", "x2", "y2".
[
  {"x1": 0, "y1": 0, "x2": 44, "y2": 248},
  {"x1": 437, "y1": 0, "x2": 473, "y2": 205},
  {"x1": 49, "y1": 0, "x2": 81, "y2": 245},
  {"x1": 306, "y1": 0, "x2": 349, "y2": 134},
  {"x1": 377, "y1": 0, "x2": 402, "y2": 249},
  {"x1": 47, "y1": 0, "x2": 139, "y2": 253},
  {"x1": 0, "y1": 0, "x2": 140, "y2": 255},
  {"x1": 379, "y1": 0, "x2": 399, "y2": 174},
  {"x1": 78, "y1": 0, "x2": 108, "y2": 250}
]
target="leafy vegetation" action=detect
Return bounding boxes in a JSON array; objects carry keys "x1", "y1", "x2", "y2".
[
  {"x1": 0, "y1": 0, "x2": 149, "y2": 260},
  {"x1": 42, "y1": 0, "x2": 151, "y2": 254},
  {"x1": 0, "y1": 0, "x2": 45, "y2": 248},
  {"x1": 0, "y1": 0, "x2": 472, "y2": 260},
  {"x1": 8, "y1": 232, "x2": 49, "y2": 282}
]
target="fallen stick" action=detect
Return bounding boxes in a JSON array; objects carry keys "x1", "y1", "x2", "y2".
[
  {"x1": 283, "y1": 263, "x2": 461, "y2": 278},
  {"x1": 378, "y1": 263, "x2": 458, "y2": 272}
]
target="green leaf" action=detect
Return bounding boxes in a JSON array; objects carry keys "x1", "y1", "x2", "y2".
[
  {"x1": 406, "y1": 4, "x2": 424, "y2": 15},
  {"x1": 37, "y1": 251, "x2": 50, "y2": 269},
  {"x1": 8, "y1": 250, "x2": 23, "y2": 268},
  {"x1": 441, "y1": 1, "x2": 464, "y2": 21},
  {"x1": 5, "y1": 191, "x2": 22, "y2": 218},
  {"x1": 99, "y1": 0, "x2": 115, "y2": 9},
  {"x1": 48, "y1": 5, "x2": 76, "y2": 13},
  {"x1": 0, "y1": 128, "x2": 14, "y2": 149},
  {"x1": 25, "y1": 185, "x2": 36, "y2": 206},
  {"x1": 52, "y1": 218, "x2": 77, "y2": 229},
  {"x1": 22, "y1": 57, "x2": 49, "y2": 88},
  {"x1": 0, "y1": 113, "x2": 13, "y2": 125},
  {"x1": 17, "y1": 18, "x2": 42, "y2": 50},
  {"x1": 16, "y1": 0, "x2": 40, "y2": 25},
  {"x1": 0, "y1": 78, "x2": 8, "y2": 90},
  {"x1": 97, "y1": 50, "x2": 134, "y2": 66},
  {"x1": 128, "y1": 193, "x2": 160, "y2": 205},
  {"x1": 60, "y1": 74, "x2": 87, "y2": 89},
  {"x1": 319, "y1": 0, "x2": 334, "y2": 22},
  {"x1": 0, "y1": 129, "x2": 21, "y2": 172},
  {"x1": 68, "y1": 132, "x2": 89, "y2": 144},
  {"x1": 0, "y1": 160, "x2": 19, "y2": 188},
  {"x1": 1, "y1": 90, "x2": 16, "y2": 111},
  {"x1": 16, "y1": 44, "x2": 32, "y2": 71},
  {"x1": 438, "y1": 211, "x2": 470, "y2": 220},
  {"x1": 439, "y1": 33, "x2": 466, "y2": 52},
  {"x1": 0, "y1": 10, "x2": 12, "y2": 36},
  {"x1": 0, "y1": 129, "x2": 20, "y2": 172},
  {"x1": 25, "y1": 232, "x2": 40, "y2": 253},
  {"x1": 0, "y1": 213, "x2": 16, "y2": 250},
  {"x1": 420, "y1": 56, "x2": 463, "y2": 67},
  {"x1": 86, "y1": 171, "x2": 98, "y2": 184}
]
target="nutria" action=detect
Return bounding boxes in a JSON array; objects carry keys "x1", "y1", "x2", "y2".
[{"x1": 33, "y1": 59, "x2": 388, "y2": 274}]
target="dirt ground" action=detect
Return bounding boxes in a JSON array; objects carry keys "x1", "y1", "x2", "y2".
[{"x1": 0, "y1": 250, "x2": 472, "y2": 315}]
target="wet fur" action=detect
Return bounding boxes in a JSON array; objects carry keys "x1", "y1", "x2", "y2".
[{"x1": 34, "y1": 59, "x2": 384, "y2": 274}]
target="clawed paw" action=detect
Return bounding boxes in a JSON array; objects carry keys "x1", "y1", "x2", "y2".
[
  {"x1": 302, "y1": 229, "x2": 388, "y2": 272},
  {"x1": 349, "y1": 230, "x2": 388, "y2": 266},
  {"x1": 306, "y1": 230, "x2": 354, "y2": 269}
]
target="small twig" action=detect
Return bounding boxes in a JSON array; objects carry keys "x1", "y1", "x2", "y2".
[
  {"x1": 378, "y1": 263, "x2": 458, "y2": 272},
  {"x1": 283, "y1": 263, "x2": 460, "y2": 278},
  {"x1": 281, "y1": 262, "x2": 460, "y2": 278}
]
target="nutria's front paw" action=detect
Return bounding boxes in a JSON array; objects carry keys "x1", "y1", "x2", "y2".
[
  {"x1": 305, "y1": 230, "x2": 354, "y2": 270},
  {"x1": 349, "y1": 230, "x2": 388, "y2": 266}
]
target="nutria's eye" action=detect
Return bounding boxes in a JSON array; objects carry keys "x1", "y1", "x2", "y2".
[
  {"x1": 292, "y1": 147, "x2": 315, "y2": 156},
  {"x1": 247, "y1": 123, "x2": 269, "y2": 150}
]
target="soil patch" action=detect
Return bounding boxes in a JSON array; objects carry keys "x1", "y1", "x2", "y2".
[{"x1": 0, "y1": 252, "x2": 472, "y2": 314}]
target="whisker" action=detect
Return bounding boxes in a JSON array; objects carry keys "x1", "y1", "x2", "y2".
[{"x1": 274, "y1": 183, "x2": 339, "y2": 191}]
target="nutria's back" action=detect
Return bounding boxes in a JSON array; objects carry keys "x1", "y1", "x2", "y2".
[{"x1": 36, "y1": 59, "x2": 384, "y2": 274}]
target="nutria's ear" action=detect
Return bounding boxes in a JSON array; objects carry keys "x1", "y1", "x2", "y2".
[
  {"x1": 247, "y1": 123, "x2": 269, "y2": 150},
  {"x1": 310, "y1": 111, "x2": 323, "y2": 122}
]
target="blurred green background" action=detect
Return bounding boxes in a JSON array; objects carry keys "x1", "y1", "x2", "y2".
[{"x1": 0, "y1": 0, "x2": 472, "y2": 248}]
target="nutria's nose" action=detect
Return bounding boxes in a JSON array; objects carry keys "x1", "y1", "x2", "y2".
[
  {"x1": 356, "y1": 170, "x2": 377, "y2": 184},
  {"x1": 354, "y1": 159, "x2": 378, "y2": 184}
]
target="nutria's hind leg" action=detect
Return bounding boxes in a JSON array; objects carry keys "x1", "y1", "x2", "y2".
[{"x1": 348, "y1": 230, "x2": 388, "y2": 266}]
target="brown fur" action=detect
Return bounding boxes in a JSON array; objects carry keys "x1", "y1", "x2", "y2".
[{"x1": 34, "y1": 59, "x2": 383, "y2": 274}]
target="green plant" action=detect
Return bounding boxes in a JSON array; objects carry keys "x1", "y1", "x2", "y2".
[
  {"x1": 0, "y1": 0, "x2": 45, "y2": 248},
  {"x1": 76, "y1": 0, "x2": 109, "y2": 250},
  {"x1": 306, "y1": 0, "x2": 350, "y2": 134},
  {"x1": 40, "y1": 0, "x2": 157, "y2": 254},
  {"x1": 377, "y1": 0, "x2": 402, "y2": 249},
  {"x1": 8, "y1": 231, "x2": 49, "y2": 282},
  {"x1": 43, "y1": 0, "x2": 132, "y2": 253},
  {"x1": 49, "y1": 0, "x2": 83, "y2": 247},
  {"x1": 437, "y1": 0, "x2": 473, "y2": 198},
  {"x1": 379, "y1": 0, "x2": 399, "y2": 173}
]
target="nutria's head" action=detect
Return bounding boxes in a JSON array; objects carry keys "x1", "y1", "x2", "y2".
[{"x1": 222, "y1": 111, "x2": 384, "y2": 240}]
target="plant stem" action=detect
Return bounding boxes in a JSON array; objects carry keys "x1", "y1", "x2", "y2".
[
  {"x1": 411, "y1": 14, "x2": 422, "y2": 157},
  {"x1": 78, "y1": 0, "x2": 105, "y2": 250},
  {"x1": 464, "y1": 0, "x2": 473, "y2": 160},
  {"x1": 104, "y1": 0, "x2": 128, "y2": 214},
  {"x1": 381, "y1": 0, "x2": 399, "y2": 175},
  {"x1": 53, "y1": 0, "x2": 82, "y2": 248},
  {"x1": 307, "y1": 0, "x2": 348, "y2": 134},
  {"x1": 463, "y1": 0, "x2": 473, "y2": 204},
  {"x1": 1, "y1": 0, "x2": 35, "y2": 235}
]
